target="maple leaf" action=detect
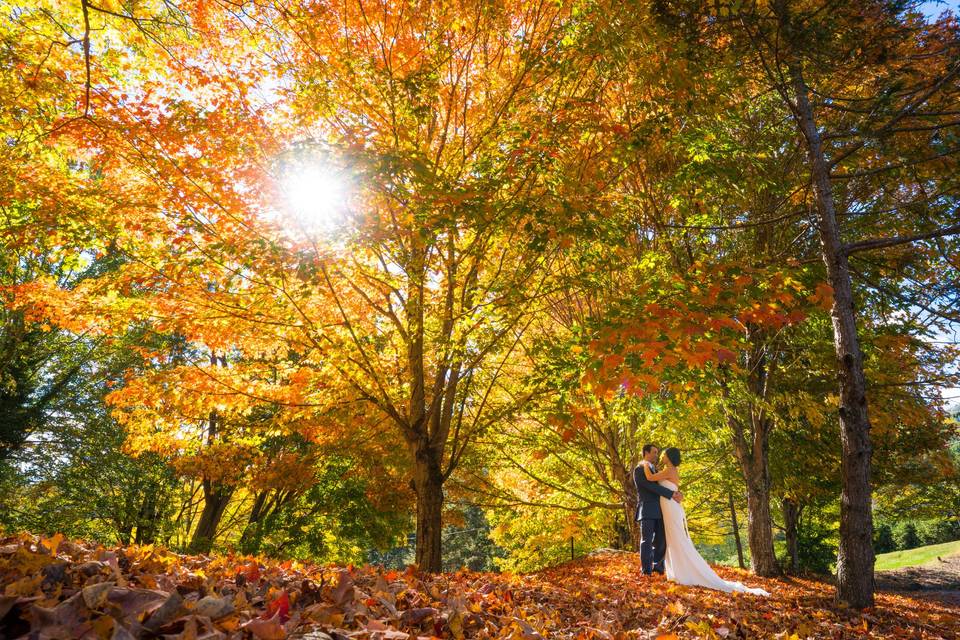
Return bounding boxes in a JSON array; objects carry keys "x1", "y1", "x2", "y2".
[
  {"x1": 809, "y1": 282, "x2": 835, "y2": 312},
  {"x1": 39, "y1": 533, "x2": 64, "y2": 556},
  {"x1": 263, "y1": 590, "x2": 290, "y2": 623}
]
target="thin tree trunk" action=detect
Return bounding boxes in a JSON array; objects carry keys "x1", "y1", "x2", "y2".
[
  {"x1": 729, "y1": 439, "x2": 778, "y2": 575},
  {"x1": 135, "y1": 490, "x2": 158, "y2": 544},
  {"x1": 238, "y1": 490, "x2": 269, "y2": 552},
  {"x1": 733, "y1": 414, "x2": 779, "y2": 576},
  {"x1": 789, "y1": 60, "x2": 875, "y2": 608},
  {"x1": 783, "y1": 497, "x2": 800, "y2": 574},
  {"x1": 725, "y1": 336, "x2": 780, "y2": 577},
  {"x1": 729, "y1": 491, "x2": 745, "y2": 570},
  {"x1": 189, "y1": 352, "x2": 234, "y2": 554}
]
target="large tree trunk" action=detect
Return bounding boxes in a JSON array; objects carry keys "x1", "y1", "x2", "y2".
[
  {"x1": 729, "y1": 491, "x2": 745, "y2": 570},
  {"x1": 189, "y1": 483, "x2": 232, "y2": 553},
  {"x1": 789, "y1": 61, "x2": 875, "y2": 608},
  {"x1": 404, "y1": 241, "x2": 444, "y2": 573},
  {"x1": 411, "y1": 441, "x2": 444, "y2": 572},
  {"x1": 743, "y1": 470, "x2": 778, "y2": 575},
  {"x1": 613, "y1": 456, "x2": 641, "y2": 551},
  {"x1": 189, "y1": 432, "x2": 234, "y2": 555},
  {"x1": 623, "y1": 495, "x2": 640, "y2": 552},
  {"x1": 783, "y1": 497, "x2": 801, "y2": 574}
]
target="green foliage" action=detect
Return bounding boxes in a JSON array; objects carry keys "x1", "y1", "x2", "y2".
[
  {"x1": 895, "y1": 522, "x2": 922, "y2": 551},
  {"x1": 874, "y1": 524, "x2": 896, "y2": 554},
  {"x1": 236, "y1": 456, "x2": 409, "y2": 564},
  {"x1": 795, "y1": 524, "x2": 838, "y2": 575},
  {"x1": 917, "y1": 519, "x2": 960, "y2": 546},
  {"x1": 442, "y1": 505, "x2": 505, "y2": 572}
]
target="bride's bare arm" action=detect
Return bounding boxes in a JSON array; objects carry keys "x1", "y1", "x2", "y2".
[{"x1": 642, "y1": 462, "x2": 671, "y2": 481}]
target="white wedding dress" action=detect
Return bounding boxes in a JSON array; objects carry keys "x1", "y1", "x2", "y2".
[{"x1": 659, "y1": 480, "x2": 769, "y2": 596}]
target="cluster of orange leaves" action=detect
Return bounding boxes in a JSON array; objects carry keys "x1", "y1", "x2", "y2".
[
  {"x1": 1, "y1": 534, "x2": 956, "y2": 639},
  {"x1": 572, "y1": 266, "x2": 815, "y2": 413}
]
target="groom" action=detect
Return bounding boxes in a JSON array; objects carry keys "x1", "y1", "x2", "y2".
[{"x1": 634, "y1": 444, "x2": 682, "y2": 576}]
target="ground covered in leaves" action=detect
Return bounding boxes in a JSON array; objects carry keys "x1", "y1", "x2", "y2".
[{"x1": 0, "y1": 534, "x2": 957, "y2": 639}]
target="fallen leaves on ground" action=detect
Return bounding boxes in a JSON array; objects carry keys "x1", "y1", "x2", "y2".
[{"x1": 0, "y1": 534, "x2": 956, "y2": 639}]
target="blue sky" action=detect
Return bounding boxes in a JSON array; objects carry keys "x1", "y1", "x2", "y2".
[
  {"x1": 908, "y1": 2, "x2": 959, "y2": 409},
  {"x1": 921, "y1": 0, "x2": 959, "y2": 19}
]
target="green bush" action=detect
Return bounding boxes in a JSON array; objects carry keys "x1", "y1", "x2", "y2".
[
  {"x1": 873, "y1": 523, "x2": 896, "y2": 553},
  {"x1": 917, "y1": 519, "x2": 960, "y2": 546},
  {"x1": 796, "y1": 526, "x2": 837, "y2": 574},
  {"x1": 894, "y1": 522, "x2": 922, "y2": 550}
]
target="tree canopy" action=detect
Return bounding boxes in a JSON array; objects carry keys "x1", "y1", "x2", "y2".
[{"x1": 1, "y1": 0, "x2": 958, "y2": 615}]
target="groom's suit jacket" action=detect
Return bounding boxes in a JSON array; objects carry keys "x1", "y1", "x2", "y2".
[{"x1": 633, "y1": 462, "x2": 676, "y2": 521}]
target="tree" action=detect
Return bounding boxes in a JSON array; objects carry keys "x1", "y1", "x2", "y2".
[
  {"x1": 5, "y1": 0, "x2": 624, "y2": 571},
  {"x1": 649, "y1": 0, "x2": 960, "y2": 606},
  {"x1": 4, "y1": 0, "x2": 959, "y2": 590}
]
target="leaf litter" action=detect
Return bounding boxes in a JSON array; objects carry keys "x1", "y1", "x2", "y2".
[{"x1": 0, "y1": 534, "x2": 956, "y2": 639}]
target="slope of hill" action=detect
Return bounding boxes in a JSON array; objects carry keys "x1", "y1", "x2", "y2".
[
  {"x1": 875, "y1": 540, "x2": 960, "y2": 572},
  {"x1": 0, "y1": 534, "x2": 956, "y2": 639}
]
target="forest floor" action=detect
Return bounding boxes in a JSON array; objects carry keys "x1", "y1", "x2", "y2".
[{"x1": 1, "y1": 534, "x2": 957, "y2": 640}]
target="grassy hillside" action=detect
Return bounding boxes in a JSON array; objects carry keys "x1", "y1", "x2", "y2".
[{"x1": 875, "y1": 539, "x2": 960, "y2": 572}]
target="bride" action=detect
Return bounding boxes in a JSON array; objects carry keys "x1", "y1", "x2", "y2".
[{"x1": 641, "y1": 447, "x2": 769, "y2": 596}]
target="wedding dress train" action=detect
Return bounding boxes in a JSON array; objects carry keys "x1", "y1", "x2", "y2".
[{"x1": 658, "y1": 480, "x2": 769, "y2": 596}]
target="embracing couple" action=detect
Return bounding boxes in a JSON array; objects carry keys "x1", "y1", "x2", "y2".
[{"x1": 633, "y1": 444, "x2": 769, "y2": 596}]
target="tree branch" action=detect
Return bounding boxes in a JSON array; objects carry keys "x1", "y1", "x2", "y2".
[{"x1": 844, "y1": 222, "x2": 960, "y2": 255}]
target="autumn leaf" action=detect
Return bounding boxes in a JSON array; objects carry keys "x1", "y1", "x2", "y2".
[
  {"x1": 39, "y1": 533, "x2": 64, "y2": 556},
  {"x1": 243, "y1": 613, "x2": 286, "y2": 640},
  {"x1": 263, "y1": 590, "x2": 290, "y2": 623},
  {"x1": 810, "y1": 282, "x2": 834, "y2": 312}
]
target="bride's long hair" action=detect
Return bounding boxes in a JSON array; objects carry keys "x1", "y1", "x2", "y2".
[{"x1": 664, "y1": 447, "x2": 681, "y2": 467}]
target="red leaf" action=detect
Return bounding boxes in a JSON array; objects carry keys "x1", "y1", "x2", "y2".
[
  {"x1": 263, "y1": 590, "x2": 289, "y2": 623},
  {"x1": 715, "y1": 348, "x2": 736, "y2": 364}
]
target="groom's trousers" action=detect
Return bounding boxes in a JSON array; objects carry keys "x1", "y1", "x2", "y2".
[{"x1": 639, "y1": 517, "x2": 666, "y2": 575}]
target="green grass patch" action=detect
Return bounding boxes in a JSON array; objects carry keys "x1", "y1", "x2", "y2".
[{"x1": 875, "y1": 539, "x2": 960, "y2": 572}]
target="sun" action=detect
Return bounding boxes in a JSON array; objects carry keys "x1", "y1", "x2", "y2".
[{"x1": 281, "y1": 162, "x2": 351, "y2": 232}]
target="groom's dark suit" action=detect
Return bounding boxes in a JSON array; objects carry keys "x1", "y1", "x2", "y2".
[{"x1": 634, "y1": 462, "x2": 677, "y2": 575}]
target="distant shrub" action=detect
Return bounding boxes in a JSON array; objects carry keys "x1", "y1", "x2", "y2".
[
  {"x1": 894, "y1": 522, "x2": 922, "y2": 550},
  {"x1": 917, "y1": 519, "x2": 960, "y2": 546},
  {"x1": 873, "y1": 523, "x2": 896, "y2": 554}
]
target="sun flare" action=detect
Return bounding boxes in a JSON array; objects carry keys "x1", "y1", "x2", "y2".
[{"x1": 281, "y1": 163, "x2": 351, "y2": 231}]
